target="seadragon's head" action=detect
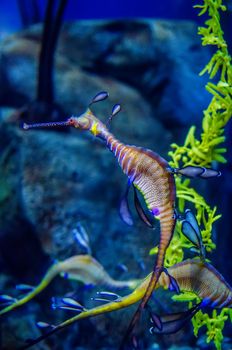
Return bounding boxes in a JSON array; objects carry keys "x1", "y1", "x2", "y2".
[
  {"x1": 67, "y1": 109, "x2": 107, "y2": 136},
  {"x1": 23, "y1": 91, "x2": 121, "y2": 138}
]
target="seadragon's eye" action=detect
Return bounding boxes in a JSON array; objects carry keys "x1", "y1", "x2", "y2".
[
  {"x1": 67, "y1": 116, "x2": 90, "y2": 129},
  {"x1": 68, "y1": 117, "x2": 75, "y2": 124}
]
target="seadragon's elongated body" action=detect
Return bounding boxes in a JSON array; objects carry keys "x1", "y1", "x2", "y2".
[
  {"x1": 24, "y1": 108, "x2": 176, "y2": 333},
  {"x1": 23, "y1": 97, "x2": 220, "y2": 344},
  {"x1": 104, "y1": 124, "x2": 176, "y2": 269}
]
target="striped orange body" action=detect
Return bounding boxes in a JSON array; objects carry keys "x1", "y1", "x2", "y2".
[
  {"x1": 103, "y1": 130, "x2": 176, "y2": 331},
  {"x1": 105, "y1": 133, "x2": 176, "y2": 264},
  {"x1": 166, "y1": 259, "x2": 232, "y2": 308}
]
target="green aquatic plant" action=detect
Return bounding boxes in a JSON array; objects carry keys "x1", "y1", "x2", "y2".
[
  {"x1": 151, "y1": 0, "x2": 232, "y2": 348},
  {"x1": 164, "y1": 0, "x2": 232, "y2": 262},
  {"x1": 175, "y1": 293, "x2": 232, "y2": 350},
  {"x1": 191, "y1": 307, "x2": 230, "y2": 350},
  {"x1": 150, "y1": 205, "x2": 219, "y2": 266},
  {"x1": 151, "y1": 0, "x2": 232, "y2": 271},
  {"x1": 172, "y1": 296, "x2": 231, "y2": 350}
]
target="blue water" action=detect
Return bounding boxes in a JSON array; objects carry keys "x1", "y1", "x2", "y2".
[
  {"x1": 0, "y1": 1, "x2": 232, "y2": 349},
  {"x1": 0, "y1": 0, "x2": 204, "y2": 33}
]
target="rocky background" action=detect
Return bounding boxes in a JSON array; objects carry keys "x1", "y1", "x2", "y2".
[{"x1": 0, "y1": 19, "x2": 231, "y2": 349}]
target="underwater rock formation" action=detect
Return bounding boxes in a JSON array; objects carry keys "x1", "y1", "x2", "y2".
[{"x1": 0, "y1": 19, "x2": 211, "y2": 126}]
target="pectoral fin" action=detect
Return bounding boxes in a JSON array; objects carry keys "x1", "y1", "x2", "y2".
[{"x1": 133, "y1": 186, "x2": 154, "y2": 228}]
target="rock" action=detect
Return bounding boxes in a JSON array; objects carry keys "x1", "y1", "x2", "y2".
[
  {"x1": 0, "y1": 121, "x2": 49, "y2": 281},
  {"x1": 59, "y1": 19, "x2": 211, "y2": 126},
  {"x1": 0, "y1": 19, "x2": 211, "y2": 127},
  {"x1": 0, "y1": 304, "x2": 49, "y2": 350}
]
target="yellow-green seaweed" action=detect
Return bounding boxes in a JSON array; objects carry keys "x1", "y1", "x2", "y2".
[{"x1": 150, "y1": 1, "x2": 232, "y2": 349}]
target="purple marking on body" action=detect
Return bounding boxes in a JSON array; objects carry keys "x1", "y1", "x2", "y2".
[{"x1": 152, "y1": 207, "x2": 160, "y2": 216}]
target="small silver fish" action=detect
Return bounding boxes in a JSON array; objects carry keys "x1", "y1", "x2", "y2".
[
  {"x1": 181, "y1": 209, "x2": 205, "y2": 260},
  {"x1": 137, "y1": 259, "x2": 146, "y2": 271},
  {"x1": 0, "y1": 294, "x2": 17, "y2": 303},
  {"x1": 51, "y1": 297, "x2": 85, "y2": 312},
  {"x1": 62, "y1": 297, "x2": 85, "y2": 310},
  {"x1": 111, "y1": 104, "x2": 121, "y2": 117},
  {"x1": 92, "y1": 291, "x2": 121, "y2": 303},
  {"x1": 16, "y1": 284, "x2": 34, "y2": 292},
  {"x1": 73, "y1": 223, "x2": 91, "y2": 255},
  {"x1": 91, "y1": 297, "x2": 111, "y2": 303},
  {"x1": 175, "y1": 166, "x2": 221, "y2": 179},
  {"x1": 107, "y1": 104, "x2": 122, "y2": 126},
  {"x1": 116, "y1": 263, "x2": 128, "y2": 273},
  {"x1": 36, "y1": 321, "x2": 55, "y2": 329},
  {"x1": 96, "y1": 291, "x2": 121, "y2": 300},
  {"x1": 119, "y1": 182, "x2": 134, "y2": 226},
  {"x1": 89, "y1": 91, "x2": 109, "y2": 106}
]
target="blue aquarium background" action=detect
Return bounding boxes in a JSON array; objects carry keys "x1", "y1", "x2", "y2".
[
  {"x1": 0, "y1": 0, "x2": 206, "y2": 32},
  {"x1": 0, "y1": 0, "x2": 232, "y2": 349}
]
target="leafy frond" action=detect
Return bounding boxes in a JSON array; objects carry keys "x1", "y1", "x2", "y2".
[{"x1": 158, "y1": 1, "x2": 232, "y2": 348}]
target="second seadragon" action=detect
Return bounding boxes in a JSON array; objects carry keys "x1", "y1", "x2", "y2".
[{"x1": 23, "y1": 92, "x2": 221, "y2": 347}]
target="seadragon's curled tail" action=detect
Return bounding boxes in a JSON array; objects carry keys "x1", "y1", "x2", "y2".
[{"x1": 23, "y1": 92, "x2": 221, "y2": 346}]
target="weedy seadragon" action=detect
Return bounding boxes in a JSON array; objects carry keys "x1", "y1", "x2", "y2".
[{"x1": 23, "y1": 92, "x2": 221, "y2": 347}]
